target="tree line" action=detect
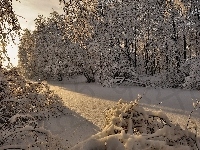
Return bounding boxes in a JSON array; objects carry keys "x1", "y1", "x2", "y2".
[{"x1": 18, "y1": 0, "x2": 200, "y2": 88}]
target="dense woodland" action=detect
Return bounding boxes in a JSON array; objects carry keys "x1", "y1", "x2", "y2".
[{"x1": 18, "y1": 0, "x2": 200, "y2": 89}]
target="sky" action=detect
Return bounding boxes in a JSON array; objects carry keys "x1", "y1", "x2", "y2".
[{"x1": 4, "y1": 0, "x2": 64, "y2": 67}]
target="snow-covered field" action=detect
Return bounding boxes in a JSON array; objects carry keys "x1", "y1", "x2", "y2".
[{"x1": 44, "y1": 76, "x2": 200, "y2": 149}]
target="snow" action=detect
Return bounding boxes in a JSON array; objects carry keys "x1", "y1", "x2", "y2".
[
  {"x1": 67, "y1": 98, "x2": 199, "y2": 149},
  {"x1": 49, "y1": 76, "x2": 200, "y2": 116},
  {"x1": 9, "y1": 114, "x2": 35, "y2": 123},
  {"x1": 1, "y1": 72, "x2": 200, "y2": 149},
  {"x1": 43, "y1": 76, "x2": 200, "y2": 149}
]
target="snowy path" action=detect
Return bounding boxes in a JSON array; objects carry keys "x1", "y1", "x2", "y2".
[{"x1": 45, "y1": 79, "x2": 200, "y2": 148}]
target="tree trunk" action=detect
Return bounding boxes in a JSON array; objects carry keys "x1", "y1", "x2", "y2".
[
  {"x1": 84, "y1": 72, "x2": 95, "y2": 83},
  {"x1": 183, "y1": 34, "x2": 187, "y2": 60},
  {"x1": 134, "y1": 39, "x2": 137, "y2": 68}
]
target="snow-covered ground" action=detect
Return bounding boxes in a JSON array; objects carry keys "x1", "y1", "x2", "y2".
[{"x1": 43, "y1": 76, "x2": 200, "y2": 149}]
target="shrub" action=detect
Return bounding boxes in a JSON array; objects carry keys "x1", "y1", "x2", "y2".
[
  {"x1": 71, "y1": 97, "x2": 200, "y2": 150},
  {"x1": 0, "y1": 67, "x2": 65, "y2": 149}
]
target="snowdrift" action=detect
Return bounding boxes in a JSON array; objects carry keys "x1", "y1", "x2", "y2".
[{"x1": 71, "y1": 98, "x2": 200, "y2": 150}]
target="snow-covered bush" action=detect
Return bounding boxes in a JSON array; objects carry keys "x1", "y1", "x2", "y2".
[
  {"x1": 0, "y1": 67, "x2": 64, "y2": 119},
  {"x1": 0, "y1": 114, "x2": 64, "y2": 149},
  {"x1": 97, "y1": 61, "x2": 137, "y2": 87},
  {"x1": 0, "y1": 67, "x2": 65, "y2": 149},
  {"x1": 182, "y1": 57, "x2": 200, "y2": 90},
  {"x1": 163, "y1": 69, "x2": 185, "y2": 88},
  {"x1": 71, "y1": 98, "x2": 200, "y2": 150}
]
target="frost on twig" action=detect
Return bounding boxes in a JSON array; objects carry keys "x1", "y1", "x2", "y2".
[{"x1": 186, "y1": 99, "x2": 200, "y2": 130}]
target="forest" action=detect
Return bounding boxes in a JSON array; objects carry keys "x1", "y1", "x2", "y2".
[{"x1": 17, "y1": 0, "x2": 200, "y2": 89}]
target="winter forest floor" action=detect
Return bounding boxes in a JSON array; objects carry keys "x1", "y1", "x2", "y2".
[{"x1": 41, "y1": 76, "x2": 200, "y2": 149}]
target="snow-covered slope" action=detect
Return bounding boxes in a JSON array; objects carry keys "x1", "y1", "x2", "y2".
[
  {"x1": 49, "y1": 76, "x2": 200, "y2": 115},
  {"x1": 47, "y1": 78, "x2": 200, "y2": 149}
]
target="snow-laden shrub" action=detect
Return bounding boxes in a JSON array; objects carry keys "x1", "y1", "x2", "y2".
[
  {"x1": 97, "y1": 62, "x2": 137, "y2": 87},
  {"x1": 71, "y1": 97, "x2": 200, "y2": 150},
  {"x1": 160, "y1": 69, "x2": 185, "y2": 88},
  {"x1": 0, "y1": 67, "x2": 65, "y2": 149},
  {"x1": 0, "y1": 114, "x2": 64, "y2": 149},
  {"x1": 0, "y1": 67, "x2": 64, "y2": 121},
  {"x1": 183, "y1": 57, "x2": 200, "y2": 90}
]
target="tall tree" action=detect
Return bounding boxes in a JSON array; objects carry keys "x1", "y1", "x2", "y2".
[
  {"x1": 0, "y1": 0, "x2": 20, "y2": 43},
  {"x1": 0, "y1": 0, "x2": 21, "y2": 66},
  {"x1": 59, "y1": 0, "x2": 99, "y2": 44},
  {"x1": 18, "y1": 29, "x2": 36, "y2": 78}
]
